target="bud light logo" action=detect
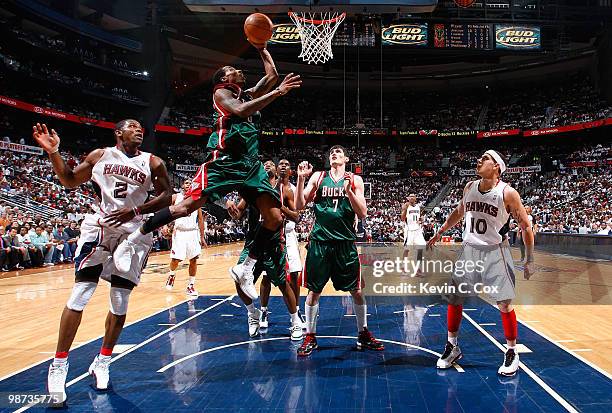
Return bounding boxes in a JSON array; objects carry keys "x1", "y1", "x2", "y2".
[
  {"x1": 269, "y1": 24, "x2": 301, "y2": 44},
  {"x1": 382, "y1": 24, "x2": 428, "y2": 46},
  {"x1": 495, "y1": 25, "x2": 540, "y2": 49}
]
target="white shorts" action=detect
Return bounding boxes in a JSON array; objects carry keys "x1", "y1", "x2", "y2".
[
  {"x1": 171, "y1": 229, "x2": 201, "y2": 261},
  {"x1": 74, "y1": 214, "x2": 153, "y2": 286},
  {"x1": 404, "y1": 229, "x2": 426, "y2": 249},
  {"x1": 285, "y1": 230, "x2": 302, "y2": 273},
  {"x1": 452, "y1": 243, "x2": 516, "y2": 302}
]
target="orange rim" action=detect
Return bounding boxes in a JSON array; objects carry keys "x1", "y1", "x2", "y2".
[{"x1": 288, "y1": 11, "x2": 346, "y2": 25}]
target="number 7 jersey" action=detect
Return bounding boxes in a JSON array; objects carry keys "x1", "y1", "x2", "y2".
[
  {"x1": 462, "y1": 179, "x2": 510, "y2": 245},
  {"x1": 310, "y1": 171, "x2": 357, "y2": 242},
  {"x1": 91, "y1": 146, "x2": 153, "y2": 230}
]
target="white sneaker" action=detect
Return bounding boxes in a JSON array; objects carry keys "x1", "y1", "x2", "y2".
[
  {"x1": 248, "y1": 309, "x2": 261, "y2": 338},
  {"x1": 47, "y1": 362, "x2": 68, "y2": 404},
  {"x1": 498, "y1": 348, "x2": 520, "y2": 376},
  {"x1": 229, "y1": 264, "x2": 258, "y2": 300},
  {"x1": 88, "y1": 355, "x2": 110, "y2": 390},
  {"x1": 290, "y1": 324, "x2": 303, "y2": 341},
  {"x1": 437, "y1": 342, "x2": 462, "y2": 369},
  {"x1": 113, "y1": 239, "x2": 135, "y2": 273}
]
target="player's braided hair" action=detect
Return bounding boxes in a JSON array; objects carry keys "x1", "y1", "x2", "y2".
[{"x1": 212, "y1": 66, "x2": 231, "y2": 86}]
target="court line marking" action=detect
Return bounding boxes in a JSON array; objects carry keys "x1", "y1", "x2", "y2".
[
  {"x1": 427, "y1": 314, "x2": 441, "y2": 317},
  {"x1": 157, "y1": 335, "x2": 465, "y2": 373},
  {"x1": 0, "y1": 297, "x2": 195, "y2": 382},
  {"x1": 554, "y1": 340, "x2": 575, "y2": 343},
  {"x1": 479, "y1": 323, "x2": 497, "y2": 326},
  {"x1": 483, "y1": 300, "x2": 612, "y2": 381},
  {"x1": 570, "y1": 349, "x2": 592, "y2": 352},
  {"x1": 158, "y1": 323, "x2": 176, "y2": 326},
  {"x1": 230, "y1": 302, "x2": 242, "y2": 308},
  {"x1": 462, "y1": 312, "x2": 579, "y2": 413},
  {"x1": 14, "y1": 295, "x2": 235, "y2": 413}
]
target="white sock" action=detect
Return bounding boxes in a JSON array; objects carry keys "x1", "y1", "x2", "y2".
[
  {"x1": 261, "y1": 306, "x2": 268, "y2": 312},
  {"x1": 507, "y1": 343, "x2": 516, "y2": 350},
  {"x1": 246, "y1": 303, "x2": 256, "y2": 316},
  {"x1": 290, "y1": 311, "x2": 301, "y2": 326},
  {"x1": 305, "y1": 303, "x2": 319, "y2": 334},
  {"x1": 53, "y1": 356, "x2": 68, "y2": 366},
  {"x1": 448, "y1": 335, "x2": 458, "y2": 346},
  {"x1": 189, "y1": 276, "x2": 195, "y2": 285},
  {"x1": 98, "y1": 354, "x2": 112, "y2": 363},
  {"x1": 168, "y1": 271, "x2": 175, "y2": 276},
  {"x1": 354, "y1": 303, "x2": 367, "y2": 332}
]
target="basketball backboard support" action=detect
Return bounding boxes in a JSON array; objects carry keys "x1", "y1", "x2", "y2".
[{"x1": 183, "y1": 0, "x2": 438, "y2": 14}]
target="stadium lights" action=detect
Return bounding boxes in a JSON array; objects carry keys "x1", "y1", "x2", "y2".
[{"x1": 143, "y1": 71, "x2": 149, "y2": 76}]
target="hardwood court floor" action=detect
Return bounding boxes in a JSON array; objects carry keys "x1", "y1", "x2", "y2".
[{"x1": 0, "y1": 242, "x2": 610, "y2": 378}]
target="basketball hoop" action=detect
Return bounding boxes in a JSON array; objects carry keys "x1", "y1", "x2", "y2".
[{"x1": 288, "y1": 11, "x2": 346, "y2": 65}]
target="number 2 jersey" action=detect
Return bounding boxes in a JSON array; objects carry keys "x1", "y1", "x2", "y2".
[
  {"x1": 91, "y1": 146, "x2": 153, "y2": 232},
  {"x1": 462, "y1": 179, "x2": 510, "y2": 246},
  {"x1": 310, "y1": 171, "x2": 357, "y2": 242}
]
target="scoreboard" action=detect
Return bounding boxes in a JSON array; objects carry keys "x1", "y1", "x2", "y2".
[{"x1": 433, "y1": 23, "x2": 492, "y2": 50}]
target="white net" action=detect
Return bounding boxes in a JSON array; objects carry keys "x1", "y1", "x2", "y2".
[{"x1": 289, "y1": 11, "x2": 346, "y2": 65}]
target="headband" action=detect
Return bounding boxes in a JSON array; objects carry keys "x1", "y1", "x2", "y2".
[{"x1": 485, "y1": 150, "x2": 506, "y2": 174}]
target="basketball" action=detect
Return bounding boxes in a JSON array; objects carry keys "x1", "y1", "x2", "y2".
[{"x1": 244, "y1": 13, "x2": 273, "y2": 45}]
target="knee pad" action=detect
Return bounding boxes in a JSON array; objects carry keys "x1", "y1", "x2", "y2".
[
  {"x1": 109, "y1": 287, "x2": 131, "y2": 315},
  {"x1": 66, "y1": 281, "x2": 98, "y2": 312}
]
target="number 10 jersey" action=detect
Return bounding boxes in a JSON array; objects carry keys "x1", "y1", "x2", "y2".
[{"x1": 462, "y1": 179, "x2": 510, "y2": 246}]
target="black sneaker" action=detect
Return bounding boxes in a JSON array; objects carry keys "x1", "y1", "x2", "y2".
[
  {"x1": 297, "y1": 333, "x2": 318, "y2": 357},
  {"x1": 357, "y1": 328, "x2": 385, "y2": 351}
]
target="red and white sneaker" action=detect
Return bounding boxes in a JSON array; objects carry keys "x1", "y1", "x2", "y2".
[
  {"x1": 186, "y1": 284, "x2": 198, "y2": 297},
  {"x1": 357, "y1": 328, "x2": 385, "y2": 351},
  {"x1": 165, "y1": 274, "x2": 175, "y2": 291}
]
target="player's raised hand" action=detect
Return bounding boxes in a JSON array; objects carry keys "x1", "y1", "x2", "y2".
[
  {"x1": 276, "y1": 73, "x2": 301, "y2": 95},
  {"x1": 343, "y1": 172, "x2": 354, "y2": 193},
  {"x1": 297, "y1": 161, "x2": 313, "y2": 179},
  {"x1": 32, "y1": 123, "x2": 60, "y2": 154}
]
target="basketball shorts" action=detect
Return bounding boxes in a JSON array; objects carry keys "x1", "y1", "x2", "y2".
[
  {"x1": 74, "y1": 214, "x2": 153, "y2": 286},
  {"x1": 237, "y1": 234, "x2": 287, "y2": 288},
  {"x1": 285, "y1": 230, "x2": 302, "y2": 273},
  {"x1": 404, "y1": 229, "x2": 426, "y2": 249},
  {"x1": 190, "y1": 154, "x2": 280, "y2": 206},
  {"x1": 171, "y1": 229, "x2": 201, "y2": 261},
  {"x1": 303, "y1": 240, "x2": 361, "y2": 293},
  {"x1": 451, "y1": 243, "x2": 516, "y2": 302}
]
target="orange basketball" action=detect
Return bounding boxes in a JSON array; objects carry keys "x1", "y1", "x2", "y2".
[{"x1": 244, "y1": 13, "x2": 273, "y2": 45}]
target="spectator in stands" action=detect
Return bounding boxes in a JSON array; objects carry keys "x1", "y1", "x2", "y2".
[
  {"x1": 0, "y1": 225, "x2": 13, "y2": 271},
  {"x1": 18, "y1": 226, "x2": 42, "y2": 267},
  {"x1": 5, "y1": 227, "x2": 29, "y2": 269},
  {"x1": 52, "y1": 224, "x2": 73, "y2": 263},
  {"x1": 30, "y1": 225, "x2": 55, "y2": 266},
  {"x1": 64, "y1": 221, "x2": 79, "y2": 257}
]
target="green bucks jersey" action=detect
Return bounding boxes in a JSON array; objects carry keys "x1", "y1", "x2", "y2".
[
  {"x1": 207, "y1": 83, "x2": 261, "y2": 159},
  {"x1": 310, "y1": 171, "x2": 358, "y2": 242}
]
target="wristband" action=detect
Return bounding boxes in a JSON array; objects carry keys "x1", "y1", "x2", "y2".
[{"x1": 48, "y1": 147, "x2": 59, "y2": 155}]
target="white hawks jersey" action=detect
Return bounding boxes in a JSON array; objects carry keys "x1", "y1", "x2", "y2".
[
  {"x1": 405, "y1": 204, "x2": 422, "y2": 231},
  {"x1": 285, "y1": 183, "x2": 297, "y2": 233},
  {"x1": 462, "y1": 179, "x2": 510, "y2": 245},
  {"x1": 91, "y1": 146, "x2": 152, "y2": 230},
  {"x1": 173, "y1": 192, "x2": 198, "y2": 231}
]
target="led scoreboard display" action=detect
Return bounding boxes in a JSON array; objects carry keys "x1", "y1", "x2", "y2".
[{"x1": 433, "y1": 23, "x2": 492, "y2": 50}]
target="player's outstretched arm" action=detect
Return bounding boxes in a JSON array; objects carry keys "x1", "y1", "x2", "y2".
[
  {"x1": 245, "y1": 48, "x2": 279, "y2": 98},
  {"x1": 345, "y1": 174, "x2": 367, "y2": 219},
  {"x1": 505, "y1": 187, "x2": 535, "y2": 277},
  {"x1": 104, "y1": 156, "x2": 173, "y2": 227},
  {"x1": 197, "y1": 208, "x2": 207, "y2": 247},
  {"x1": 215, "y1": 72, "x2": 301, "y2": 119},
  {"x1": 400, "y1": 202, "x2": 408, "y2": 222},
  {"x1": 427, "y1": 182, "x2": 471, "y2": 248},
  {"x1": 295, "y1": 162, "x2": 316, "y2": 211},
  {"x1": 32, "y1": 123, "x2": 102, "y2": 188}
]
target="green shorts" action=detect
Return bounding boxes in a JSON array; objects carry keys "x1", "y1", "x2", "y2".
[
  {"x1": 303, "y1": 240, "x2": 361, "y2": 293},
  {"x1": 237, "y1": 234, "x2": 287, "y2": 288},
  {"x1": 190, "y1": 153, "x2": 280, "y2": 206}
]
